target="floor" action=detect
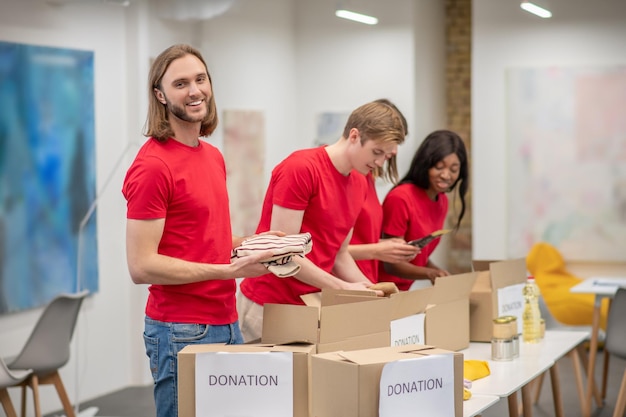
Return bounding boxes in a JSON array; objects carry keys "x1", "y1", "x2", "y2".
[{"x1": 41, "y1": 348, "x2": 624, "y2": 417}]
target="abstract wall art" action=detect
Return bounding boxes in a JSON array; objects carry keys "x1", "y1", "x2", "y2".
[{"x1": 0, "y1": 41, "x2": 98, "y2": 314}]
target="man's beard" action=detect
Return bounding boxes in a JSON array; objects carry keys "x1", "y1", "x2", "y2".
[{"x1": 165, "y1": 97, "x2": 207, "y2": 123}]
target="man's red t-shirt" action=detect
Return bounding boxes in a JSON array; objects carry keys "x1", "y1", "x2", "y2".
[
  {"x1": 240, "y1": 146, "x2": 367, "y2": 305},
  {"x1": 122, "y1": 138, "x2": 237, "y2": 324}
]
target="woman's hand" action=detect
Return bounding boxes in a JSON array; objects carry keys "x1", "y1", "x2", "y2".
[
  {"x1": 424, "y1": 267, "x2": 450, "y2": 284},
  {"x1": 374, "y1": 238, "x2": 420, "y2": 264}
]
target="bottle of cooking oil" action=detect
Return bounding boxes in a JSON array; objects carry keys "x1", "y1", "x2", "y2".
[{"x1": 522, "y1": 276, "x2": 542, "y2": 343}]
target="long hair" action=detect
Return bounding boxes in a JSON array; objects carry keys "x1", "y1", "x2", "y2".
[
  {"x1": 143, "y1": 44, "x2": 219, "y2": 141},
  {"x1": 343, "y1": 99, "x2": 408, "y2": 184},
  {"x1": 399, "y1": 129, "x2": 469, "y2": 229}
]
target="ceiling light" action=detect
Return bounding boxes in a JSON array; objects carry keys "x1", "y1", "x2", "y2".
[
  {"x1": 335, "y1": 9, "x2": 378, "y2": 25},
  {"x1": 520, "y1": 1, "x2": 552, "y2": 18}
]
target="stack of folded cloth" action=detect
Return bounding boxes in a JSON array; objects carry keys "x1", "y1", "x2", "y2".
[{"x1": 231, "y1": 232, "x2": 313, "y2": 278}]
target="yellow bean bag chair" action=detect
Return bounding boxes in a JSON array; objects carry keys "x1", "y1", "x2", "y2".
[{"x1": 526, "y1": 242, "x2": 608, "y2": 330}]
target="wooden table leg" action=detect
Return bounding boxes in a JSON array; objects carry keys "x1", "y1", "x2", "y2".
[
  {"x1": 577, "y1": 345, "x2": 603, "y2": 408},
  {"x1": 549, "y1": 362, "x2": 564, "y2": 417},
  {"x1": 601, "y1": 297, "x2": 611, "y2": 401},
  {"x1": 533, "y1": 372, "x2": 545, "y2": 404},
  {"x1": 521, "y1": 384, "x2": 534, "y2": 417},
  {"x1": 508, "y1": 392, "x2": 520, "y2": 417},
  {"x1": 570, "y1": 347, "x2": 587, "y2": 414},
  {"x1": 583, "y1": 296, "x2": 602, "y2": 417}
]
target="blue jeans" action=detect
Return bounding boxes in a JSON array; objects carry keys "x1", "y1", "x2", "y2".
[{"x1": 143, "y1": 316, "x2": 244, "y2": 417}]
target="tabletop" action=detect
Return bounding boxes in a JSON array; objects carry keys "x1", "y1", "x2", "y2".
[
  {"x1": 570, "y1": 277, "x2": 626, "y2": 296},
  {"x1": 460, "y1": 330, "x2": 587, "y2": 398},
  {"x1": 463, "y1": 394, "x2": 500, "y2": 417}
]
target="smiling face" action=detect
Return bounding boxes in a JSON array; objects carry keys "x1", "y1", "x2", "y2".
[
  {"x1": 154, "y1": 54, "x2": 212, "y2": 125},
  {"x1": 427, "y1": 152, "x2": 461, "y2": 199}
]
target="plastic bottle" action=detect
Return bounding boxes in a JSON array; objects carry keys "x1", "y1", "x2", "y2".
[{"x1": 522, "y1": 276, "x2": 542, "y2": 343}]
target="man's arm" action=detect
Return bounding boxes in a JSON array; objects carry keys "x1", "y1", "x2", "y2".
[
  {"x1": 333, "y1": 229, "x2": 375, "y2": 283},
  {"x1": 269, "y1": 206, "x2": 376, "y2": 292},
  {"x1": 126, "y1": 219, "x2": 272, "y2": 285}
]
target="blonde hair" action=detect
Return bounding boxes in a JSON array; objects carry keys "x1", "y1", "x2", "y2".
[
  {"x1": 343, "y1": 99, "x2": 408, "y2": 184},
  {"x1": 144, "y1": 44, "x2": 218, "y2": 141}
]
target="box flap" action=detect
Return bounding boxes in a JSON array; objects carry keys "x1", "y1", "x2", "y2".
[
  {"x1": 300, "y1": 289, "x2": 378, "y2": 307},
  {"x1": 430, "y1": 272, "x2": 478, "y2": 304},
  {"x1": 300, "y1": 292, "x2": 322, "y2": 307},
  {"x1": 471, "y1": 271, "x2": 492, "y2": 292},
  {"x1": 472, "y1": 260, "x2": 499, "y2": 272},
  {"x1": 337, "y1": 348, "x2": 411, "y2": 365},
  {"x1": 336, "y1": 344, "x2": 436, "y2": 365},
  {"x1": 389, "y1": 287, "x2": 432, "y2": 319},
  {"x1": 320, "y1": 288, "x2": 379, "y2": 306},
  {"x1": 179, "y1": 343, "x2": 227, "y2": 354},
  {"x1": 490, "y1": 258, "x2": 527, "y2": 288},
  {"x1": 262, "y1": 303, "x2": 319, "y2": 344},
  {"x1": 318, "y1": 297, "x2": 390, "y2": 343}
]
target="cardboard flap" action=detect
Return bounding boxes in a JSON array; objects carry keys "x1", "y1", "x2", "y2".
[
  {"x1": 337, "y1": 344, "x2": 433, "y2": 365},
  {"x1": 318, "y1": 298, "x2": 390, "y2": 343},
  {"x1": 300, "y1": 292, "x2": 322, "y2": 307},
  {"x1": 471, "y1": 271, "x2": 492, "y2": 291},
  {"x1": 320, "y1": 288, "x2": 378, "y2": 306},
  {"x1": 430, "y1": 272, "x2": 479, "y2": 303},
  {"x1": 262, "y1": 303, "x2": 319, "y2": 344},
  {"x1": 390, "y1": 344, "x2": 433, "y2": 354},
  {"x1": 490, "y1": 258, "x2": 527, "y2": 288},
  {"x1": 389, "y1": 287, "x2": 432, "y2": 319},
  {"x1": 337, "y1": 349, "x2": 408, "y2": 365},
  {"x1": 472, "y1": 260, "x2": 499, "y2": 272},
  {"x1": 300, "y1": 289, "x2": 379, "y2": 307}
]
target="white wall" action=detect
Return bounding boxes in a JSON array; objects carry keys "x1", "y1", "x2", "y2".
[
  {"x1": 0, "y1": 0, "x2": 137, "y2": 412},
  {"x1": 0, "y1": 0, "x2": 435, "y2": 414},
  {"x1": 472, "y1": 0, "x2": 626, "y2": 261}
]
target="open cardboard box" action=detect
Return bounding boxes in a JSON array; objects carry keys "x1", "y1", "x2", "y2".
[
  {"x1": 178, "y1": 343, "x2": 315, "y2": 417},
  {"x1": 262, "y1": 289, "x2": 391, "y2": 353},
  {"x1": 470, "y1": 258, "x2": 528, "y2": 341},
  {"x1": 311, "y1": 344, "x2": 463, "y2": 417},
  {"x1": 389, "y1": 272, "x2": 478, "y2": 351}
]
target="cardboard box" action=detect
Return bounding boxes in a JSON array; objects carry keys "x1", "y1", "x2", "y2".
[
  {"x1": 262, "y1": 289, "x2": 391, "y2": 353},
  {"x1": 389, "y1": 272, "x2": 478, "y2": 351},
  {"x1": 470, "y1": 258, "x2": 528, "y2": 341},
  {"x1": 178, "y1": 343, "x2": 315, "y2": 417},
  {"x1": 311, "y1": 344, "x2": 463, "y2": 417}
]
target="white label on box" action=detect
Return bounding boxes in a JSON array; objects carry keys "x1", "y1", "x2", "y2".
[
  {"x1": 497, "y1": 283, "x2": 525, "y2": 333},
  {"x1": 390, "y1": 314, "x2": 426, "y2": 347},
  {"x1": 379, "y1": 354, "x2": 455, "y2": 417},
  {"x1": 195, "y1": 351, "x2": 293, "y2": 417}
]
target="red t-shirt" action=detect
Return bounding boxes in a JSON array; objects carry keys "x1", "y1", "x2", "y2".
[
  {"x1": 350, "y1": 173, "x2": 382, "y2": 283},
  {"x1": 378, "y1": 183, "x2": 448, "y2": 291},
  {"x1": 240, "y1": 147, "x2": 368, "y2": 305},
  {"x1": 122, "y1": 138, "x2": 237, "y2": 324}
]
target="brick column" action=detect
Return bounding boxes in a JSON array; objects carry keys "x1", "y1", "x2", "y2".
[{"x1": 445, "y1": 0, "x2": 472, "y2": 273}]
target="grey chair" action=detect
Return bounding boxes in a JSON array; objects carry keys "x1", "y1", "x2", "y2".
[
  {"x1": 0, "y1": 359, "x2": 31, "y2": 417},
  {"x1": 6, "y1": 290, "x2": 89, "y2": 417},
  {"x1": 605, "y1": 287, "x2": 626, "y2": 417}
]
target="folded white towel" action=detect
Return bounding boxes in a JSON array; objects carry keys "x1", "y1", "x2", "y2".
[{"x1": 231, "y1": 233, "x2": 313, "y2": 277}]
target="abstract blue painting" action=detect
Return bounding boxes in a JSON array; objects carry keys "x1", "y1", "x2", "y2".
[{"x1": 0, "y1": 41, "x2": 98, "y2": 314}]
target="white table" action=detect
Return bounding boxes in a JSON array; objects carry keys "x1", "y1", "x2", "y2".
[
  {"x1": 570, "y1": 277, "x2": 626, "y2": 417},
  {"x1": 461, "y1": 330, "x2": 588, "y2": 417},
  {"x1": 524, "y1": 330, "x2": 589, "y2": 416},
  {"x1": 463, "y1": 394, "x2": 500, "y2": 417}
]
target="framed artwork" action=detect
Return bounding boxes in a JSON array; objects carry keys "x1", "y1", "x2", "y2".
[
  {"x1": 0, "y1": 41, "x2": 98, "y2": 314},
  {"x1": 506, "y1": 66, "x2": 626, "y2": 262},
  {"x1": 222, "y1": 109, "x2": 265, "y2": 237}
]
